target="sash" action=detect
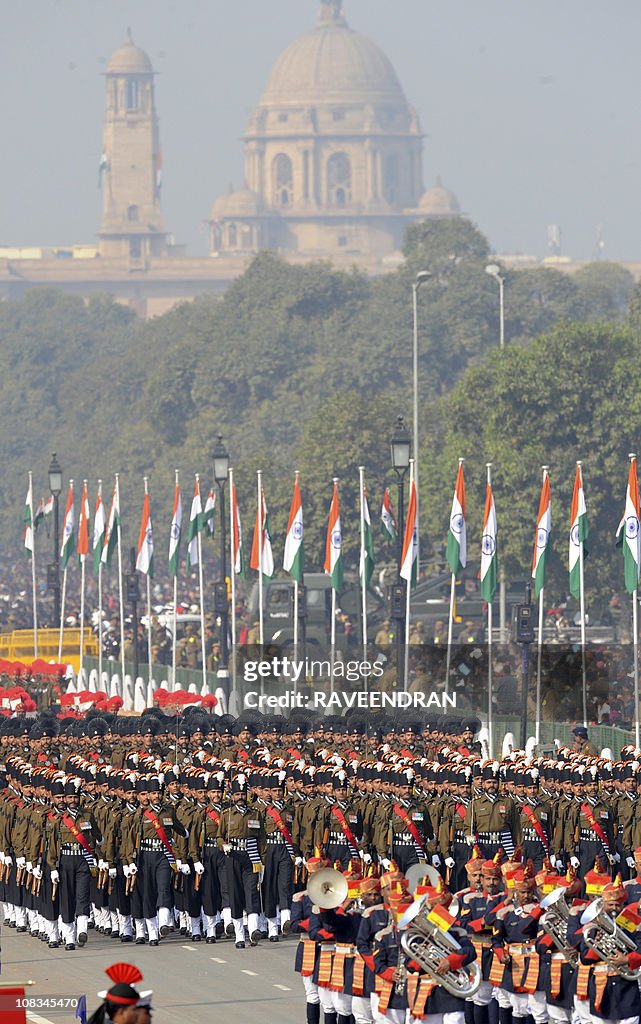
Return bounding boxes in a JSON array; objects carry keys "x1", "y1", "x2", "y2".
[
  {"x1": 301, "y1": 939, "x2": 317, "y2": 977},
  {"x1": 520, "y1": 804, "x2": 549, "y2": 852},
  {"x1": 61, "y1": 813, "x2": 96, "y2": 870},
  {"x1": 455, "y1": 802, "x2": 468, "y2": 822},
  {"x1": 266, "y1": 806, "x2": 296, "y2": 859},
  {"x1": 205, "y1": 808, "x2": 220, "y2": 826},
  {"x1": 143, "y1": 810, "x2": 177, "y2": 867},
  {"x1": 581, "y1": 803, "x2": 612, "y2": 858},
  {"x1": 393, "y1": 804, "x2": 427, "y2": 863},
  {"x1": 330, "y1": 806, "x2": 360, "y2": 857}
]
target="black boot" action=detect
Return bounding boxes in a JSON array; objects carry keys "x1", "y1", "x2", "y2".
[
  {"x1": 306, "y1": 1004, "x2": 320, "y2": 1024},
  {"x1": 323, "y1": 1014, "x2": 337, "y2": 1024},
  {"x1": 498, "y1": 1008, "x2": 512, "y2": 1024},
  {"x1": 488, "y1": 999, "x2": 499, "y2": 1024},
  {"x1": 337, "y1": 1016, "x2": 351, "y2": 1024},
  {"x1": 465, "y1": 1002, "x2": 475, "y2": 1024},
  {"x1": 473, "y1": 1004, "x2": 490, "y2": 1024}
]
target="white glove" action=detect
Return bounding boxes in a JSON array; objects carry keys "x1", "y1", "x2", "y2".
[
  {"x1": 431, "y1": 855, "x2": 441, "y2": 868},
  {"x1": 570, "y1": 857, "x2": 580, "y2": 869},
  {"x1": 295, "y1": 856, "x2": 303, "y2": 866},
  {"x1": 98, "y1": 859, "x2": 108, "y2": 871},
  {"x1": 128, "y1": 863, "x2": 137, "y2": 875},
  {"x1": 381, "y1": 858, "x2": 392, "y2": 870},
  {"x1": 445, "y1": 857, "x2": 455, "y2": 869},
  {"x1": 614, "y1": 853, "x2": 621, "y2": 863},
  {"x1": 25, "y1": 861, "x2": 33, "y2": 872},
  {"x1": 109, "y1": 868, "x2": 117, "y2": 879},
  {"x1": 222, "y1": 843, "x2": 232, "y2": 855},
  {"x1": 16, "y1": 857, "x2": 25, "y2": 868},
  {"x1": 362, "y1": 853, "x2": 372, "y2": 865},
  {"x1": 194, "y1": 861, "x2": 205, "y2": 875},
  {"x1": 4, "y1": 855, "x2": 11, "y2": 867},
  {"x1": 0, "y1": 852, "x2": 5, "y2": 865},
  {"x1": 607, "y1": 853, "x2": 615, "y2": 866},
  {"x1": 627, "y1": 856, "x2": 636, "y2": 869},
  {"x1": 465, "y1": 836, "x2": 475, "y2": 846},
  {"x1": 123, "y1": 865, "x2": 130, "y2": 878},
  {"x1": 180, "y1": 863, "x2": 190, "y2": 875},
  {"x1": 32, "y1": 865, "x2": 42, "y2": 880},
  {"x1": 50, "y1": 870, "x2": 59, "y2": 884},
  {"x1": 176, "y1": 859, "x2": 183, "y2": 870},
  {"x1": 549, "y1": 855, "x2": 557, "y2": 868}
]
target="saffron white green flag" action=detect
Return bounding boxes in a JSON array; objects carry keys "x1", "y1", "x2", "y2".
[
  {"x1": 616, "y1": 457, "x2": 641, "y2": 594},
  {"x1": 201, "y1": 488, "x2": 216, "y2": 535},
  {"x1": 60, "y1": 483, "x2": 75, "y2": 570},
  {"x1": 283, "y1": 476, "x2": 304, "y2": 582},
  {"x1": 568, "y1": 465, "x2": 588, "y2": 600},
  {"x1": 23, "y1": 479, "x2": 34, "y2": 555},
  {"x1": 77, "y1": 482, "x2": 90, "y2": 565},
  {"x1": 324, "y1": 482, "x2": 343, "y2": 592},
  {"x1": 250, "y1": 487, "x2": 274, "y2": 578},
  {"x1": 101, "y1": 483, "x2": 120, "y2": 569},
  {"x1": 532, "y1": 471, "x2": 551, "y2": 599},
  {"x1": 400, "y1": 479, "x2": 418, "y2": 585},
  {"x1": 232, "y1": 483, "x2": 245, "y2": 578},
  {"x1": 187, "y1": 477, "x2": 203, "y2": 571},
  {"x1": 480, "y1": 481, "x2": 497, "y2": 603},
  {"x1": 168, "y1": 481, "x2": 182, "y2": 578},
  {"x1": 380, "y1": 488, "x2": 397, "y2": 542},
  {"x1": 92, "y1": 487, "x2": 106, "y2": 576},
  {"x1": 446, "y1": 461, "x2": 467, "y2": 575},
  {"x1": 359, "y1": 486, "x2": 375, "y2": 589},
  {"x1": 136, "y1": 491, "x2": 154, "y2": 577}
]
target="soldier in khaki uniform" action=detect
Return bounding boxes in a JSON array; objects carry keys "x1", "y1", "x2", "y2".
[
  {"x1": 217, "y1": 772, "x2": 266, "y2": 948},
  {"x1": 374, "y1": 766, "x2": 437, "y2": 873},
  {"x1": 565, "y1": 764, "x2": 615, "y2": 890},
  {"x1": 47, "y1": 775, "x2": 102, "y2": 950},
  {"x1": 464, "y1": 760, "x2": 520, "y2": 860}
]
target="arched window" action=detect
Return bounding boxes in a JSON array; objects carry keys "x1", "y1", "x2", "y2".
[
  {"x1": 127, "y1": 205, "x2": 139, "y2": 222},
  {"x1": 126, "y1": 78, "x2": 139, "y2": 111},
  {"x1": 384, "y1": 153, "x2": 400, "y2": 204},
  {"x1": 327, "y1": 153, "x2": 351, "y2": 206},
  {"x1": 228, "y1": 224, "x2": 238, "y2": 247},
  {"x1": 272, "y1": 154, "x2": 294, "y2": 207}
]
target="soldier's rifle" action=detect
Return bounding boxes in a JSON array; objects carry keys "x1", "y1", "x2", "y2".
[
  {"x1": 126, "y1": 814, "x2": 144, "y2": 895},
  {"x1": 194, "y1": 819, "x2": 205, "y2": 892}
]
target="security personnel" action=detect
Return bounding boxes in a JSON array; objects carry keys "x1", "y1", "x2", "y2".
[
  {"x1": 261, "y1": 769, "x2": 295, "y2": 940},
  {"x1": 189, "y1": 769, "x2": 226, "y2": 942},
  {"x1": 464, "y1": 760, "x2": 520, "y2": 860},
  {"x1": 373, "y1": 767, "x2": 437, "y2": 874},
  {"x1": 217, "y1": 772, "x2": 265, "y2": 948},
  {"x1": 314, "y1": 769, "x2": 365, "y2": 869},
  {"x1": 565, "y1": 765, "x2": 615, "y2": 887},
  {"x1": 515, "y1": 766, "x2": 552, "y2": 872},
  {"x1": 440, "y1": 765, "x2": 474, "y2": 893}
]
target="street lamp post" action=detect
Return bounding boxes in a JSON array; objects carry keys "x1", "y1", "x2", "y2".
[
  {"x1": 412, "y1": 270, "x2": 431, "y2": 570},
  {"x1": 390, "y1": 416, "x2": 411, "y2": 690},
  {"x1": 485, "y1": 264, "x2": 506, "y2": 349},
  {"x1": 47, "y1": 453, "x2": 62, "y2": 629},
  {"x1": 213, "y1": 435, "x2": 230, "y2": 688}
]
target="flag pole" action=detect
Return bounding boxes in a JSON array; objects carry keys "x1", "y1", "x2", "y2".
[
  {"x1": 97, "y1": 480, "x2": 103, "y2": 688},
  {"x1": 115, "y1": 474, "x2": 126, "y2": 685},
  {"x1": 144, "y1": 476, "x2": 152, "y2": 687},
  {"x1": 172, "y1": 469, "x2": 179, "y2": 693},
  {"x1": 630, "y1": 452, "x2": 640, "y2": 748},
  {"x1": 445, "y1": 456, "x2": 465, "y2": 694},
  {"x1": 57, "y1": 478, "x2": 72, "y2": 665},
  {"x1": 293, "y1": 470, "x2": 300, "y2": 689},
  {"x1": 79, "y1": 480, "x2": 88, "y2": 681},
  {"x1": 229, "y1": 467, "x2": 237, "y2": 708},
  {"x1": 359, "y1": 466, "x2": 368, "y2": 692},
  {"x1": 28, "y1": 472, "x2": 39, "y2": 660},
  {"x1": 330, "y1": 477, "x2": 338, "y2": 699},
  {"x1": 577, "y1": 460, "x2": 588, "y2": 728},
  {"x1": 486, "y1": 462, "x2": 494, "y2": 759},
  {"x1": 535, "y1": 466, "x2": 549, "y2": 748},
  {"x1": 403, "y1": 460, "x2": 415, "y2": 692},
  {"x1": 195, "y1": 474, "x2": 208, "y2": 694},
  {"x1": 256, "y1": 471, "x2": 265, "y2": 700}
]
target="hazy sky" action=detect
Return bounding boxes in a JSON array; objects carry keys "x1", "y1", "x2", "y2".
[{"x1": 4, "y1": 0, "x2": 640, "y2": 260}]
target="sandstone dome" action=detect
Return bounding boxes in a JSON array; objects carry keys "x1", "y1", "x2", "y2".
[{"x1": 107, "y1": 31, "x2": 153, "y2": 75}]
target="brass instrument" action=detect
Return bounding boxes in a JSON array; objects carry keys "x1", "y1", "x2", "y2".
[
  {"x1": 307, "y1": 868, "x2": 349, "y2": 911},
  {"x1": 398, "y1": 895, "x2": 481, "y2": 998},
  {"x1": 540, "y1": 886, "x2": 578, "y2": 966},
  {"x1": 393, "y1": 961, "x2": 408, "y2": 994},
  {"x1": 580, "y1": 898, "x2": 641, "y2": 981}
]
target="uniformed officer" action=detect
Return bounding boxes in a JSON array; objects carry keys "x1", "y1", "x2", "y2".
[
  {"x1": 464, "y1": 760, "x2": 520, "y2": 860},
  {"x1": 217, "y1": 771, "x2": 265, "y2": 948}
]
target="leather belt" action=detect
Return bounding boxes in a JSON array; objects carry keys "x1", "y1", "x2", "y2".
[
  {"x1": 477, "y1": 832, "x2": 502, "y2": 843},
  {"x1": 140, "y1": 840, "x2": 164, "y2": 850},
  {"x1": 60, "y1": 843, "x2": 83, "y2": 854}
]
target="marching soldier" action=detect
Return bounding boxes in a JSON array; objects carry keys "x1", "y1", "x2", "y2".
[
  {"x1": 373, "y1": 766, "x2": 437, "y2": 873},
  {"x1": 464, "y1": 760, "x2": 520, "y2": 860},
  {"x1": 217, "y1": 772, "x2": 265, "y2": 948}
]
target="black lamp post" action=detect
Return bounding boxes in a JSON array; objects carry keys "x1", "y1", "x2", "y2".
[
  {"x1": 212, "y1": 435, "x2": 230, "y2": 684},
  {"x1": 47, "y1": 453, "x2": 62, "y2": 628},
  {"x1": 390, "y1": 417, "x2": 411, "y2": 689}
]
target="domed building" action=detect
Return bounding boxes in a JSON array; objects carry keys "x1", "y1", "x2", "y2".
[
  {"x1": 210, "y1": 0, "x2": 430, "y2": 259},
  {"x1": 418, "y1": 176, "x2": 462, "y2": 218}
]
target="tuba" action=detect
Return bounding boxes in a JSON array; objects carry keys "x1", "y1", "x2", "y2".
[
  {"x1": 539, "y1": 886, "x2": 578, "y2": 966},
  {"x1": 580, "y1": 898, "x2": 641, "y2": 981},
  {"x1": 398, "y1": 895, "x2": 481, "y2": 998}
]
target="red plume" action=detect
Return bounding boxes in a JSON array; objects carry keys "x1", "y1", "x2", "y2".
[{"x1": 105, "y1": 963, "x2": 143, "y2": 986}]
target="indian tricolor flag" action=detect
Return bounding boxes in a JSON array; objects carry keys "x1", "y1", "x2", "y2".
[
  {"x1": 232, "y1": 483, "x2": 245, "y2": 577},
  {"x1": 568, "y1": 464, "x2": 588, "y2": 600},
  {"x1": 168, "y1": 479, "x2": 182, "y2": 578},
  {"x1": 201, "y1": 488, "x2": 216, "y2": 535},
  {"x1": 60, "y1": 482, "x2": 75, "y2": 570},
  {"x1": 446, "y1": 460, "x2": 467, "y2": 575},
  {"x1": 136, "y1": 489, "x2": 154, "y2": 577},
  {"x1": 77, "y1": 482, "x2": 90, "y2": 564},
  {"x1": 250, "y1": 487, "x2": 275, "y2": 578},
  {"x1": 380, "y1": 488, "x2": 397, "y2": 541},
  {"x1": 359, "y1": 486, "x2": 375, "y2": 589},
  {"x1": 23, "y1": 476, "x2": 35, "y2": 556},
  {"x1": 283, "y1": 475, "x2": 304, "y2": 582},
  {"x1": 400, "y1": 478, "x2": 418, "y2": 585},
  {"x1": 101, "y1": 482, "x2": 120, "y2": 569},
  {"x1": 532, "y1": 470, "x2": 551, "y2": 599},
  {"x1": 616, "y1": 456, "x2": 641, "y2": 594},
  {"x1": 324, "y1": 481, "x2": 343, "y2": 592},
  {"x1": 187, "y1": 477, "x2": 203, "y2": 571},
  {"x1": 480, "y1": 479, "x2": 497, "y2": 603},
  {"x1": 92, "y1": 485, "x2": 106, "y2": 576}
]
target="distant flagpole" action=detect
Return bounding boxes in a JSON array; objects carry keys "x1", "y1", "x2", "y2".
[
  {"x1": 403, "y1": 460, "x2": 416, "y2": 691},
  {"x1": 136, "y1": 477, "x2": 154, "y2": 685},
  {"x1": 445, "y1": 458, "x2": 466, "y2": 692},
  {"x1": 532, "y1": 466, "x2": 550, "y2": 747},
  {"x1": 229, "y1": 467, "x2": 238, "y2": 707},
  {"x1": 78, "y1": 480, "x2": 90, "y2": 679},
  {"x1": 25, "y1": 472, "x2": 39, "y2": 659},
  {"x1": 359, "y1": 467, "x2": 368, "y2": 690},
  {"x1": 115, "y1": 476, "x2": 126, "y2": 684},
  {"x1": 569, "y1": 462, "x2": 588, "y2": 727},
  {"x1": 169, "y1": 470, "x2": 181, "y2": 692},
  {"x1": 257, "y1": 471, "x2": 264, "y2": 649},
  {"x1": 617, "y1": 454, "x2": 641, "y2": 746},
  {"x1": 58, "y1": 480, "x2": 74, "y2": 664},
  {"x1": 94, "y1": 480, "x2": 104, "y2": 686},
  {"x1": 480, "y1": 463, "x2": 497, "y2": 758},
  {"x1": 324, "y1": 479, "x2": 342, "y2": 697},
  {"x1": 195, "y1": 476, "x2": 208, "y2": 694}
]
